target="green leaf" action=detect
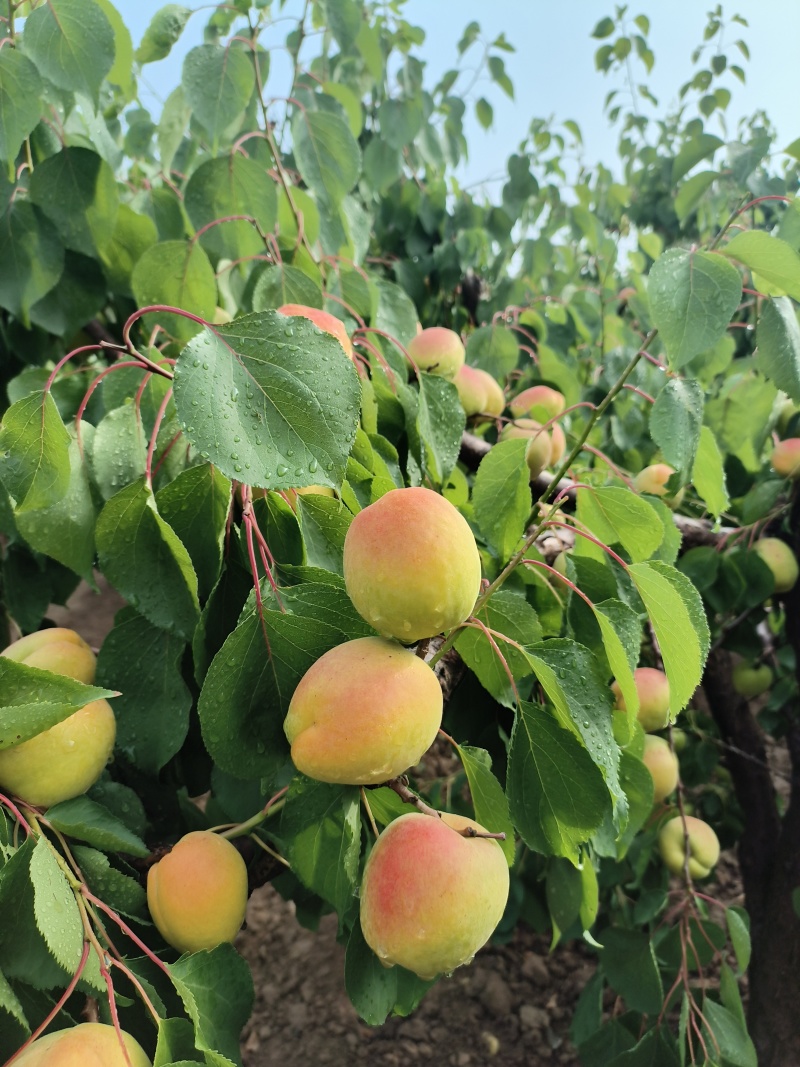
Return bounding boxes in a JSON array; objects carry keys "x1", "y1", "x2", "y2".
[
  {"x1": 198, "y1": 584, "x2": 372, "y2": 782},
  {"x1": 297, "y1": 494, "x2": 352, "y2": 573},
  {"x1": 46, "y1": 796, "x2": 149, "y2": 857},
  {"x1": 546, "y1": 856, "x2": 583, "y2": 941},
  {"x1": 156, "y1": 464, "x2": 231, "y2": 601},
  {"x1": 94, "y1": 0, "x2": 134, "y2": 95},
  {"x1": 0, "y1": 201, "x2": 65, "y2": 326},
  {"x1": 0, "y1": 838, "x2": 68, "y2": 990},
  {"x1": 24, "y1": 0, "x2": 115, "y2": 99},
  {"x1": 324, "y1": 0, "x2": 361, "y2": 49},
  {"x1": 701, "y1": 999, "x2": 757, "y2": 1067},
  {"x1": 0, "y1": 392, "x2": 70, "y2": 514},
  {"x1": 591, "y1": 16, "x2": 615, "y2": 38},
  {"x1": 650, "y1": 378, "x2": 704, "y2": 474},
  {"x1": 473, "y1": 438, "x2": 532, "y2": 560},
  {"x1": 184, "y1": 155, "x2": 278, "y2": 262},
  {"x1": 600, "y1": 928, "x2": 663, "y2": 1014},
  {"x1": 648, "y1": 248, "x2": 742, "y2": 370},
  {"x1": 16, "y1": 423, "x2": 97, "y2": 582},
  {"x1": 0, "y1": 50, "x2": 43, "y2": 163},
  {"x1": 526, "y1": 640, "x2": 626, "y2": 823},
  {"x1": 29, "y1": 250, "x2": 106, "y2": 337},
  {"x1": 0, "y1": 966, "x2": 27, "y2": 1035},
  {"x1": 628, "y1": 561, "x2": 709, "y2": 717},
  {"x1": 131, "y1": 240, "x2": 217, "y2": 342},
  {"x1": 722, "y1": 231, "x2": 800, "y2": 301},
  {"x1": 675, "y1": 170, "x2": 718, "y2": 224},
  {"x1": 378, "y1": 97, "x2": 424, "y2": 151},
  {"x1": 72, "y1": 846, "x2": 147, "y2": 919},
  {"x1": 281, "y1": 776, "x2": 361, "y2": 915},
  {"x1": 29, "y1": 837, "x2": 83, "y2": 975},
  {"x1": 100, "y1": 205, "x2": 159, "y2": 297},
  {"x1": 96, "y1": 606, "x2": 192, "y2": 774},
  {"x1": 0, "y1": 655, "x2": 114, "y2": 751},
  {"x1": 476, "y1": 97, "x2": 493, "y2": 129},
  {"x1": 90, "y1": 403, "x2": 147, "y2": 502},
  {"x1": 575, "y1": 487, "x2": 664, "y2": 562},
  {"x1": 726, "y1": 906, "x2": 751, "y2": 974},
  {"x1": 692, "y1": 425, "x2": 729, "y2": 518},
  {"x1": 456, "y1": 745, "x2": 515, "y2": 864},
  {"x1": 592, "y1": 599, "x2": 641, "y2": 723},
  {"x1": 182, "y1": 44, "x2": 255, "y2": 140},
  {"x1": 172, "y1": 313, "x2": 361, "y2": 491},
  {"x1": 465, "y1": 325, "x2": 518, "y2": 379},
  {"x1": 414, "y1": 375, "x2": 465, "y2": 486},
  {"x1": 291, "y1": 109, "x2": 361, "y2": 206},
  {"x1": 455, "y1": 589, "x2": 542, "y2": 708},
  {"x1": 95, "y1": 478, "x2": 200, "y2": 640},
  {"x1": 137, "y1": 4, "x2": 192, "y2": 64},
  {"x1": 757, "y1": 296, "x2": 800, "y2": 402},
  {"x1": 506, "y1": 702, "x2": 610, "y2": 863},
  {"x1": 611, "y1": 750, "x2": 655, "y2": 857},
  {"x1": 374, "y1": 277, "x2": 418, "y2": 347},
  {"x1": 672, "y1": 134, "x2": 724, "y2": 182},
  {"x1": 169, "y1": 944, "x2": 254, "y2": 1063},
  {"x1": 345, "y1": 921, "x2": 400, "y2": 1025},
  {"x1": 252, "y1": 263, "x2": 323, "y2": 312}
]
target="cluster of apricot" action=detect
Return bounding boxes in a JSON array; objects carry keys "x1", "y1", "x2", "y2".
[
  {"x1": 611, "y1": 666, "x2": 720, "y2": 880},
  {"x1": 284, "y1": 484, "x2": 511, "y2": 979}
]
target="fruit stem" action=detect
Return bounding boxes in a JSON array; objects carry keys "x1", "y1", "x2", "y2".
[
  {"x1": 384, "y1": 776, "x2": 441, "y2": 819},
  {"x1": 458, "y1": 826, "x2": 507, "y2": 841}
]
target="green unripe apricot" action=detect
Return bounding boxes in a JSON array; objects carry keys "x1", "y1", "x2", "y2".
[
  {"x1": 754, "y1": 537, "x2": 799, "y2": 594},
  {"x1": 732, "y1": 662, "x2": 773, "y2": 699}
]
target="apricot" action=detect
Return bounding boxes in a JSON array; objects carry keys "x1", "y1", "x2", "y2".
[
  {"x1": 642, "y1": 735, "x2": 679, "y2": 804},
  {"x1": 343, "y1": 487, "x2": 481, "y2": 642},
  {"x1": 360, "y1": 812, "x2": 510, "y2": 979},
  {"x1": 13, "y1": 1022, "x2": 151, "y2": 1066},
  {"x1": 284, "y1": 484, "x2": 336, "y2": 511},
  {"x1": 508, "y1": 384, "x2": 565, "y2": 422},
  {"x1": 147, "y1": 830, "x2": 248, "y2": 954},
  {"x1": 633, "y1": 463, "x2": 685, "y2": 508},
  {"x1": 499, "y1": 419, "x2": 553, "y2": 477},
  {"x1": 658, "y1": 814, "x2": 720, "y2": 879},
  {"x1": 612, "y1": 667, "x2": 670, "y2": 732},
  {"x1": 407, "y1": 326, "x2": 465, "y2": 379},
  {"x1": 771, "y1": 438, "x2": 800, "y2": 479},
  {"x1": 754, "y1": 537, "x2": 799, "y2": 594},
  {"x1": 277, "y1": 303, "x2": 353, "y2": 360},
  {"x1": 0, "y1": 628, "x2": 115, "y2": 808},
  {"x1": 549, "y1": 422, "x2": 567, "y2": 464},
  {"x1": 732, "y1": 662, "x2": 773, "y2": 699},
  {"x1": 284, "y1": 637, "x2": 443, "y2": 784},
  {"x1": 453, "y1": 364, "x2": 488, "y2": 416},
  {"x1": 480, "y1": 371, "x2": 506, "y2": 417}
]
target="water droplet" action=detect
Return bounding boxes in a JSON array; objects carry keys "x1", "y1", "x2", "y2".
[
  {"x1": 231, "y1": 388, "x2": 239, "y2": 402},
  {"x1": 277, "y1": 464, "x2": 288, "y2": 476},
  {"x1": 309, "y1": 459, "x2": 318, "y2": 473},
  {"x1": 234, "y1": 435, "x2": 241, "y2": 443}
]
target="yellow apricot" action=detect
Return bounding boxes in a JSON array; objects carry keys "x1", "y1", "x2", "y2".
[
  {"x1": 754, "y1": 537, "x2": 799, "y2": 594},
  {"x1": 284, "y1": 484, "x2": 336, "y2": 511},
  {"x1": 633, "y1": 463, "x2": 685, "y2": 508},
  {"x1": 453, "y1": 364, "x2": 489, "y2": 416},
  {"x1": 343, "y1": 487, "x2": 481, "y2": 642},
  {"x1": 771, "y1": 438, "x2": 800, "y2": 479},
  {"x1": 612, "y1": 667, "x2": 670, "y2": 732},
  {"x1": 12, "y1": 1022, "x2": 151, "y2": 1067},
  {"x1": 642, "y1": 735, "x2": 679, "y2": 803},
  {"x1": 2, "y1": 627, "x2": 96, "y2": 684},
  {"x1": 284, "y1": 637, "x2": 443, "y2": 784},
  {"x1": 147, "y1": 830, "x2": 248, "y2": 954},
  {"x1": 360, "y1": 812, "x2": 510, "y2": 979},
  {"x1": 658, "y1": 815, "x2": 720, "y2": 879},
  {"x1": 278, "y1": 303, "x2": 353, "y2": 360},
  {"x1": 478, "y1": 370, "x2": 506, "y2": 416},
  {"x1": 407, "y1": 327, "x2": 465, "y2": 379},
  {"x1": 508, "y1": 384, "x2": 565, "y2": 422}
]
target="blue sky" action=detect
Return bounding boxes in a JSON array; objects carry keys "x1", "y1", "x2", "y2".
[{"x1": 118, "y1": 1, "x2": 800, "y2": 184}]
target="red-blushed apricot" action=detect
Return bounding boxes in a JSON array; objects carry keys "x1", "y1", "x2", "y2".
[
  {"x1": 732, "y1": 662, "x2": 773, "y2": 699},
  {"x1": 12, "y1": 1022, "x2": 151, "y2": 1067},
  {"x1": 633, "y1": 463, "x2": 685, "y2": 508},
  {"x1": 284, "y1": 637, "x2": 443, "y2": 784},
  {"x1": 642, "y1": 735, "x2": 679, "y2": 803},
  {"x1": 2, "y1": 627, "x2": 96, "y2": 684},
  {"x1": 509, "y1": 384, "x2": 566, "y2": 422},
  {"x1": 453, "y1": 364, "x2": 488, "y2": 415},
  {"x1": 499, "y1": 419, "x2": 553, "y2": 477},
  {"x1": 360, "y1": 812, "x2": 510, "y2": 979},
  {"x1": 278, "y1": 303, "x2": 353, "y2": 360},
  {"x1": 658, "y1": 814, "x2": 720, "y2": 879},
  {"x1": 343, "y1": 487, "x2": 481, "y2": 642},
  {"x1": 147, "y1": 830, "x2": 248, "y2": 954},
  {"x1": 612, "y1": 667, "x2": 670, "y2": 732},
  {"x1": 771, "y1": 438, "x2": 800, "y2": 479},
  {"x1": 478, "y1": 370, "x2": 506, "y2": 416},
  {"x1": 407, "y1": 327, "x2": 465, "y2": 379},
  {"x1": 754, "y1": 537, "x2": 799, "y2": 594}
]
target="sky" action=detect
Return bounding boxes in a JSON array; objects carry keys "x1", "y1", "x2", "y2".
[{"x1": 117, "y1": 0, "x2": 800, "y2": 186}]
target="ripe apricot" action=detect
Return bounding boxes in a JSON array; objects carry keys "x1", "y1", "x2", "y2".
[
  {"x1": 509, "y1": 384, "x2": 565, "y2": 422},
  {"x1": 612, "y1": 667, "x2": 670, "y2": 732},
  {"x1": 771, "y1": 438, "x2": 800, "y2": 479},
  {"x1": 147, "y1": 830, "x2": 248, "y2": 954},
  {"x1": 13, "y1": 1022, "x2": 151, "y2": 1066},
  {"x1": 0, "y1": 628, "x2": 115, "y2": 808},
  {"x1": 453, "y1": 364, "x2": 488, "y2": 415},
  {"x1": 284, "y1": 637, "x2": 443, "y2": 784},
  {"x1": 499, "y1": 419, "x2": 553, "y2": 477},
  {"x1": 480, "y1": 371, "x2": 506, "y2": 417},
  {"x1": 633, "y1": 463, "x2": 685, "y2": 508},
  {"x1": 360, "y1": 812, "x2": 510, "y2": 979},
  {"x1": 754, "y1": 537, "x2": 799, "y2": 594},
  {"x1": 658, "y1": 815, "x2": 720, "y2": 879},
  {"x1": 642, "y1": 735, "x2": 679, "y2": 803},
  {"x1": 343, "y1": 487, "x2": 481, "y2": 642},
  {"x1": 277, "y1": 303, "x2": 353, "y2": 359},
  {"x1": 407, "y1": 327, "x2": 465, "y2": 379}
]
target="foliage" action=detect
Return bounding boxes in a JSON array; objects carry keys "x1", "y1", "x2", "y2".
[{"x1": 0, "y1": 1, "x2": 798, "y2": 1065}]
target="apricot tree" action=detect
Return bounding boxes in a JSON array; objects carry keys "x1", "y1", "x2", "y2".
[{"x1": 0, "y1": 2, "x2": 799, "y2": 1067}]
